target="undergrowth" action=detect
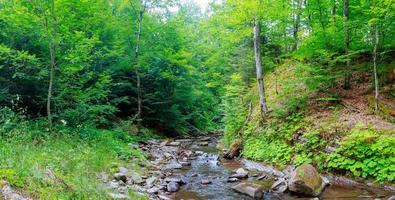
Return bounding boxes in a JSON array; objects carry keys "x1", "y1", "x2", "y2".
[
  {"x1": 223, "y1": 60, "x2": 395, "y2": 183},
  {"x1": 0, "y1": 107, "x2": 148, "y2": 199}
]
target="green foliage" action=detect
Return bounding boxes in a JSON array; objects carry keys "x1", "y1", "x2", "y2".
[
  {"x1": 326, "y1": 128, "x2": 395, "y2": 182},
  {"x1": 222, "y1": 74, "x2": 248, "y2": 146},
  {"x1": 243, "y1": 133, "x2": 293, "y2": 166},
  {"x1": 294, "y1": 131, "x2": 327, "y2": 168},
  {"x1": 0, "y1": 112, "x2": 145, "y2": 199}
]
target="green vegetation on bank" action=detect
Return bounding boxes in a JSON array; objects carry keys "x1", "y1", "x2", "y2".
[{"x1": 0, "y1": 108, "x2": 147, "y2": 199}]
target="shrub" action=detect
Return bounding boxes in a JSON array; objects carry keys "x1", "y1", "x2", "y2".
[{"x1": 326, "y1": 128, "x2": 395, "y2": 182}]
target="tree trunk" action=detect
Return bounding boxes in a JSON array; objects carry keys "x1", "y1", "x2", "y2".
[
  {"x1": 46, "y1": 0, "x2": 57, "y2": 131},
  {"x1": 292, "y1": 0, "x2": 302, "y2": 51},
  {"x1": 343, "y1": 0, "x2": 351, "y2": 89},
  {"x1": 134, "y1": 1, "x2": 146, "y2": 127},
  {"x1": 253, "y1": 18, "x2": 268, "y2": 116},
  {"x1": 373, "y1": 24, "x2": 379, "y2": 112},
  {"x1": 332, "y1": 0, "x2": 337, "y2": 46}
]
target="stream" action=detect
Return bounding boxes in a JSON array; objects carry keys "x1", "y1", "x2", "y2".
[
  {"x1": 106, "y1": 136, "x2": 395, "y2": 200},
  {"x1": 163, "y1": 138, "x2": 393, "y2": 200}
]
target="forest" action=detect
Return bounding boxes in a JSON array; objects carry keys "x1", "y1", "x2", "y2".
[{"x1": 0, "y1": 0, "x2": 394, "y2": 199}]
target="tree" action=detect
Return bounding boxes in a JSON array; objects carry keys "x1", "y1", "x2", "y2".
[
  {"x1": 44, "y1": 0, "x2": 58, "y2": 131},
  {"x1": 253, "y1": 18, "x2": 268, "y2": 115},
  {"x1": 372, "y1": 21, "x2": 379, "y2": 112},
  {"x1": 343, "y1": 0, "x2": 351, "y2": 89},
  {"x1": 132, "y1": 0, "x2": 147, "y2": 128}
]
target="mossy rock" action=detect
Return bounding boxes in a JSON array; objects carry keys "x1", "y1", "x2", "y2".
[{"x1": 288, "y1": 164, "x2": 326, "y2": 197}]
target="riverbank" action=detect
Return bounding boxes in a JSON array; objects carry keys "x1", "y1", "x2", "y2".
[{"x1": 113, "y1": 136, "x2": 394, "y2": 200}]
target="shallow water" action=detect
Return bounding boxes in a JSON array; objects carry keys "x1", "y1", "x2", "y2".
[{"x1": 169, "y1": 141, "x2": 394, "y2": 200}]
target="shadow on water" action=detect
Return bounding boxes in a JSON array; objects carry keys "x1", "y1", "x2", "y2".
[{"x1": 170, "y1": 140, "x2": 394, "y2": 200}]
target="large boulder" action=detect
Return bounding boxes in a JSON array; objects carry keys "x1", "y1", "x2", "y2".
[
  {"x1": 288, "y1": 164, "x2": 326, "y2": 197},
  {"x1": 166, "y1": 182, "x2": 180, "y2": 192},
  {"x1": 232, "y1": 183, "x2": 263, "y2": 198}
]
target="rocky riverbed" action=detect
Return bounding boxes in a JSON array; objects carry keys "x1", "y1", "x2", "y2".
[{"x1": 103, "y1": 136, "x2": 395, "y2": 200}]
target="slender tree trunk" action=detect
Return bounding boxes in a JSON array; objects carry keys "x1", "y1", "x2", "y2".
[
  {"x1": 292, "y1": 0, "x2": 302, "y2": 51},
  {"x1": 46, "y1": 0, "x2": 57, "y2": 131},
  {"x1": 373, "y1": 24, "x2": 379, "y2": 112},
  {"x1": 134, "y1": 1, "x2": 146, "y2": 128},
  {"x1": 253, "y1": 18, "x2": 268, "y2": 116},
  {"x1": 332, "y1": 0, "x2": 337, "y2": 46},
  {"x1": 343, "y1": 0, "x2": 351, "y2": 89}
]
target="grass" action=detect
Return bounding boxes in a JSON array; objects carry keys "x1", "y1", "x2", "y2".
[{"x1": 0, "y1": 118, "x2": 148, "y2": 199}]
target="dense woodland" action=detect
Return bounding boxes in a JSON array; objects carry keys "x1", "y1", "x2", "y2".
[{"x1": 0, "y1": 0, "x2": 394, "y2": 199}]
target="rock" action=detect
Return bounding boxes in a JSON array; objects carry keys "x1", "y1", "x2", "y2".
[
  {"x1": 158, "y1": 195, "x2": 171, "y2": 200},
  {"x1": 232, "y1": 183, "x2": 263, "y2": 198},
  {"x1": 108, "y1": 193, "x2": 130, "y2": 199},
  {"x1": 201, "y1": 179, "x2": 211, "y2": 184},
  {"x1": 388, "y1": 196, "x2": 395, "y2": 200},
  {"x1": 236, "y1": 168, "x2": 248, "y2": 175},
  {"x1": 230, "y1": 173, "x2": 248, "y2": 179},
  {"x1": 160, "y1": 140, "x2": 169, "y2": 147},
  {"x1": 198, "y1": 142, "x2": 209, "y2": 146},
  {"x1": 227, "y1": 178, "x2": 239, "y2": 183},
  {"x1": 130, "y1": 173, "x2": 144, "y2": 184},
  {"x1": 230, "y1": 168, "x2": 248, "y2": 179},
  {"x1": 288, "y1": 164, "x2": 326, "y2": 197},
  {"x1": 165, "y1": 163, "x2": 183, "y2": 170},
  {"x1": 223, "y1": 139, "x2": 241, "y2": 159},
  {"x1": 146, "y1": 177, "x2": 157, "y2": 188},
  {"x1": 147, "y1": 187, "x2": 160, "y2": 194},
  {"x1": 180, "y1": 161, "x2": 191, "y2": 166},
  {"x1": 166, "y1": 182, "x2": 180, "y2": 192},
  {"x1": 191, "y1": 174, "x2": 198, "y2": 177},
  {"x1": 271, "y1": 178, "x2": 288, "y2": 193},
  {"x1": 119, "y1": 167, "x2": 128, "y2": 174},
  {"x1": 168, "y1": 141, "x2": 181, "y2": 146},
  {"x1": 200, "y1": 136, "x2": 211, "y2": 141},
  {"x1": 164, "y1": 177, "x2": 186, "y2": 185},
  {"x1": 109, "y1": 180, "x2": 120, "y2": 189},
  {"x1": 114, "y1": 173, "x2": 127, "y2": 183},
  {"x1": 257, "y1": 174, "x2": 267, "y2": 180}
]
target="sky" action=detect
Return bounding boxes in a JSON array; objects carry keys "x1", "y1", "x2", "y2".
[{"x1": 193, "y1": 0, "x2": 211, "y2": 10}]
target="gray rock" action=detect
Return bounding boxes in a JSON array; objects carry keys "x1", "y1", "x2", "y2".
[
  {"x1": 230, "y1": 173, "x2": 248, "y2": 179},
  {"x1": 130, "y1": 173, "x2": 144, "y2": 184},
  {"x1": 119, "y1": 167, "x2": 128, "y2": 174},
  {"x1": 232, "y1": 183, "x2": 264, "y2": 198},
  {"x1": 200, "y1": 136, "x2": 211, "y2": 141},
  {"x1": 288, "y1": 164, "x2": 326, "y2": 197},
  {"x1": 230, "y1": 168, "x2": 248, "y2": 179},
  {"x1": 168, "y1": 141, "x2": 180, "y2": 146},
  {"x1": 388, "y1": 196, "x2": 395, "y2": 200},
  {"x1": 236, "y1": 168, "x2": 248, "y2": 175},
  {"x1": 165, "y1": 163, "x2": 183, "y2": 170},
  {"x1": 114, "y1": 173, "x2": 127, "y2": 183},
  {"x1": 164, "y1": 177, "x2": 185, "y2": 184},
  {"x1": 108, "y1": 193, "x2": 130, "y2": 199},
  {"x1": 201, "y1": 179, "x2": 212, "y2": 184},
  {"x1": 145, "y1": 176, "x2": 157, "y2": 188},
  {"x1": 227, "y1": 178, "x2": 239, "y2": 183},
  {"x1": 160, "y1": 140, "x2": 169, "y2": 147},
  {"x1": 257, "y1": 174, "x2": 267, "y2": 180},
  {"x1": 271, "y1": 178, "x2": 288, "y2": 193},
  {"x1": 147, "y1": 187, "x2": 160, "y2": 194},
  {"x1": 108, "y1": 180, "x2": 120, "y2": 189},
  {"x1": 179, "y1": 161, "x2": 191, "y2": 166},
  {"x1": 166, "y1": 182, "x2": 180, "y2": 192},
  {"x1": 198, "y1": 142, "x2": 209, "y2": 146},
  {"x1": 158, "y1": 195, "x2": 171, "y2": 200}
]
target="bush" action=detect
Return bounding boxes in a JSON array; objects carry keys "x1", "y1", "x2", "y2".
[{"x1": 326, "y1": 128, "x2": 395, "y2": 182}]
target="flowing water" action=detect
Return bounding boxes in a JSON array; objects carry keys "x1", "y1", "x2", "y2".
[{"x1": 168, "y1": 140, "x2": 394, "y2": 200}]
